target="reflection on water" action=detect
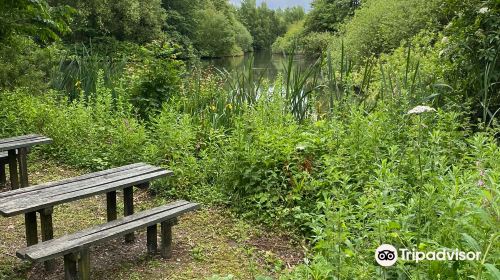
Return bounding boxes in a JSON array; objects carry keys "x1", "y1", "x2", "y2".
[{"x1": 200, "y1": 51, "x2": 315, "y2": 80}]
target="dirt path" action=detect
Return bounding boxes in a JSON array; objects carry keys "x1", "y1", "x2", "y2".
[{"x1": 0, "y1": 159, "x2": 304, "y2": 280}]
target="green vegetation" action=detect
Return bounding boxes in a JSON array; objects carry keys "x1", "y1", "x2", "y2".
[{"x1": 0, "y1": 0, "x2": 499, "y2": 279}]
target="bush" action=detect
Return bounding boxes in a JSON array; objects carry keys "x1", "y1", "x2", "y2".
[{"x1": 336, "y1": 0, "x2": 442, "y2": 61}]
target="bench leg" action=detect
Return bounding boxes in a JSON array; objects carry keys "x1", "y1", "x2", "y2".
[
  {"x1": 160, "y1": 220, "x2": 176, "y2": 258},
  {"x1": 123, "y1": 187, "x2": 134, "y2": 243},
  {"x1": 106, "y1": 191, "x2": 117, "y2": 222},
  {"x1": 0, "y1": 161, "x2": 6, "y2": 188},
  {"x1": 18, "y1": 147, "x2": 29, "y2": 188},
  {"x1": 147, "y1": 224, "x2": 158, "y2": 255},
  {"x1": 8, "y1": 149, "x2": 19, "y2": 190},
  {"x1": 24, "y1": 212, "x2": 38, "y2": 246},
  {"x1": 40, "y1": 207, "x2": 55, "y2": 271},
  {"x1": 78, "y1": 248, "x2": 90, "y2": 280},
  {"x1": 64, "y1": 253, "x2": 78, "y2": 280}
]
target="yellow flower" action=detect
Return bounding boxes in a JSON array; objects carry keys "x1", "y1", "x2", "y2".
[
  {"x1": 226, "y1": 103, "x2": 233, "y2": 110},
  {"x1": 210, "y1": 105, "x2": 216, "y2": 111}
]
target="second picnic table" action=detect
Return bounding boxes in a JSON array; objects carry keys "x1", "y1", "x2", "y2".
[{"x1": 0, "y1": 134, "x2": 52, "y2": 189}]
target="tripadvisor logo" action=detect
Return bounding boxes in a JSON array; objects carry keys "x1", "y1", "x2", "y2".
[{"x1": 375, "y1": 244, "x2": 481, "y2": 267}]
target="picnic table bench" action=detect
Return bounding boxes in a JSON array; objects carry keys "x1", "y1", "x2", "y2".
[
  {"x1": 0, "y1": 134, "x2": 52, "y2": 189},
  {"x1": 17, "y1": 200, "x2": 199, "y2": 280},
  {"x1": 0, "y1": 137, "x2": 201, "y2": 279},
  {"x1": 0, "y1": 163, "x2": 171, "y2": 247}
]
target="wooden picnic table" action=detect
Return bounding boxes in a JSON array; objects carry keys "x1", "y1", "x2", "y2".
[
  {"x1": 0, "y1": 134, "x2": 52, "y2": 189},
  {"x1": 0, "y1": 163, "x2": 172, "y2": 250}
]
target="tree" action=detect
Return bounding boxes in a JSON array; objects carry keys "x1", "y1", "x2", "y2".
[
  {"x1": 49, "y1": 0, "x2": 166, "y2": 43},
  {"x1": 238, "y1": 0, "x2": 285, "y2": 50},
  {"x1": 0, "y1": 0, "x2": 73, "y2": 43},
  {"x1": 304, "y1": 0, "x2": 359, "y2": 33},
  {"x1": 194, "y1": 7, "x2": 236, "y2": 57}
]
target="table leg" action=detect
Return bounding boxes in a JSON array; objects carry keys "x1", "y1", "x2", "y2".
[
  {"x1": 160, "y1": 220, "x2": 174, "y2": 258},
  {"x1": 0, "y1": 160, "x2": 6, "y2": 188},
  {"x1": 147, "y1": 224, "x2": 158, "y2": 254},
  {"x1": 123, "y1": 187, "x2": 134, "y2": 242},
  {"x1": 40, "y1": 207, "x2": 55, "y2": 271},
  {"x1": 64, "y1": 253, "x2": 78, "y2": 280},
  {"x1": 78, "y1": 248, "x2": 90, "y2": 280},
  {"x1": 25, "y1": 212, "x2": 38, "y2": 246},
  {"x1": 106, "y1": 191, "x2": 117, "y2": 222},
  {"x1": 8, "y1": 150, "x2": 19, "y2": 190},
  {"x1": 18, "y1": 147, "x2": 29, "y2": 188}
]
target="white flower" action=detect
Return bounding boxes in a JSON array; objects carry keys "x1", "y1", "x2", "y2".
[
  {"x1": 407, "y1": 105, "x2": 437, "y2": 115},
  {"x1": 441, "y1": 36, "x2": 449, "y2": 44},
  {"x1": 479, "y1": 7, "x2": 489, "y2": 14}
]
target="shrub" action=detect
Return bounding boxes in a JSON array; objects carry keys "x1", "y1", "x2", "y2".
[{"x1": 336, "y1": 0, "x2": 442, "y2": 61}]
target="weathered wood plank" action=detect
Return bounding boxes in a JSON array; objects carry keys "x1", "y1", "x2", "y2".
[
  {"x1": 0, "y1": 136, "x2": 52, "y2": 152},
  {"x1": 17, "y1": 201, "x2": 200, "y2": 262},
  {"x1": 78, "y1": 248, "x2": 90, "y2": 280},
  {"x1": 0, "y1": 151, "x2": 7, "y2": 158},
  {"x1": 0, "y1": 134, "x2": 42, "y2": 145},
  {"x1": 160, "y1": 221, "x2": 173, "y2": 258},
  {"x1": 106, "y1": 191, "x2": 117, "y2": 222},
  {"x1": 146, "y1": 225, "x2": 158, "y2": 254},
  {"x1": 40, "y1": 207, "x2": 55, "y2": 271},
  {"x1": 0, "y1": 163, "x2": 147, "y2": 199},
  {"x1": 0, "y1": 160, "x2": 6, "y2": 188},
  {"x1": 63, "y1": 253, "x2": 78, "y2": 280},
  {"x1": 18, "y1": 147, "x2": 29, "y2": 188},
  {"x1": 25, "y1": 212, "x2": 38, "y2": 246},
  {"x1": 123, "y1": 187, "x2": 134, "y2": 243},
  {"x1": 0, "y1": 168, "x2": 171, "y2": 216},
  {"x1": 8, "y1": 150, "x2": 19, "y2": 190}
]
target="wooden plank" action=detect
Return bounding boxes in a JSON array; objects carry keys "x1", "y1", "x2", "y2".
[
  {"x1": 17, "y1": 201, "x2": 200, "y2": 262},
  {"x1": 0, "y1": 163, "x2": 167, "y2": 207},
  {"x1": 106, "y1": 191, "x2": 117, "y2": 222},
  {"x1": 39, "y1": 207, "x2": 55, "y2": 271},
  {"x1": 123, "y1": 187, "x2": 134, "y2": 243},
  {"x1": 0, "y1": 163, "x2": 148, "y2": 199},
  {"x1": 8, "y1": 150, "x2": 19, "y2": 190},
  {"x1": 18, "y1": 201, "x2": 189, "y2": 254},
  {"x1": 0, "y1": 151, "x2": 7, "y2": 158},
  {"x1": 0, "y1": 164, "x2": 161, "y2": 201},
  {"x1": 0, "y1": 134, "x2": 42, "y2": 145},
  {"x1": 146, "y1": 225, "x2": 158, "y2": 254},
  {"x1": 18, "y1": 147, "x2": 29, "y2": 188},
  {"x1": 0, "y1": 169, "x2": 172, "y2": 216},
  {"x1": 160, "y1": 221, "x2": 173, "y2": 258},
  {"x1": 25, "y1": 212, "x2": 38, "y2": 246},
  {"x1": 0, "y1": 161, "x2": 5, "y2": 188},
  {"x1": 78, "y1": 248, "x2": 90, "y2": 280},
  {"x1": 63, "y1": 253, "x2": 78, "y2": 280},
  {"x1": 0, "y1": 136, "x2": 52, "y2": 152}
]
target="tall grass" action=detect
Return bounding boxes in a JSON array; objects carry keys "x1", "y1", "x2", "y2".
[{"x1": 51, "y1": 44, "x2": 126, "y2": 101}]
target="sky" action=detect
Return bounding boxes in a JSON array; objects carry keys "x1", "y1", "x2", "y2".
[{"x1": 230, "y1": 0, "x2": 312, "y2": 11}]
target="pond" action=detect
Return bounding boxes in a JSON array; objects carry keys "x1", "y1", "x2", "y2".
[{"x1": 200, "y1": 51, "x2": 316, "y2": 81}]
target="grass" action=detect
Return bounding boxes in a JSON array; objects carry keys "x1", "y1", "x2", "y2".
[{"x1": 0, "y1": 157, "x2": 304, "y2": 280}]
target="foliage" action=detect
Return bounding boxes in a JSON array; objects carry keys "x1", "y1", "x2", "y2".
[
  {"x1": 194, "y1": 7, "x2": 241, "y2": 58},
  {"x1": 440, "y1": 0, "x2": 500, "y2": 124},
  {"x1": 49, "y1": 0, "x2": 166, "y2": 44},
  {"x1": 300, "y1": 32, "x2": 335, "y2": 57},
  {"x1": 0, "y1": 0, "x2": 73, "y2": 43},
  {"x1": 238, "y1": 0, "x2": 287, "y2": 50},
  {"x1": 129, "y1": 41, "x2": 184, "y2": 117},
  {"x1": 304, "y1": 0, "x2": 360, "y2": 33},
  {"x1": 336, "y1": 0, "x2": 442, "y2": 61},
  {"x1": 272, "y1": 21, "x2": 305, "y2": 54},
  {"x1": 0, "y1": 35, "x2": 63, "y2": 90}
]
